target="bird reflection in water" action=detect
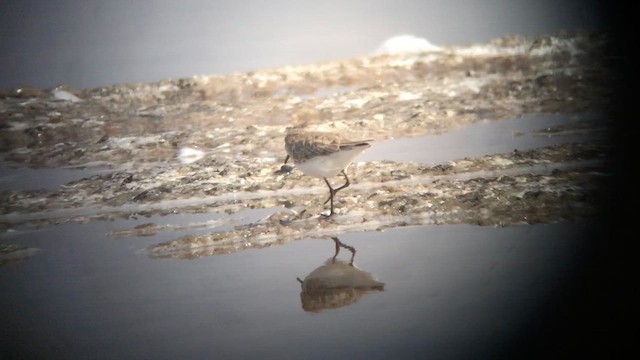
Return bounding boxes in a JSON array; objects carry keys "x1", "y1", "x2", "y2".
[{"x1": 296, "y1": 237, "x2": 385, "y2": 312}]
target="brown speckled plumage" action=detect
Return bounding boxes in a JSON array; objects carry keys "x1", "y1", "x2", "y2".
[
  {"x1": 284, "y1": 129, "x2": 371, "y2": 163},
  {"x1": 283, "y1": 128, "x2": 372, "y2": 216}
]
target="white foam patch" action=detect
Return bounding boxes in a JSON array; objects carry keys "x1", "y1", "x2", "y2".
[
  {"x1": 51, "y1": 89, "x2": 82, "y2": 102},
  {"x1": 374, "y1": 35, "x2": 442, "y2": 55},
  {"x1": 177, "y1": 147, "x2": 206, "y2": 164}
]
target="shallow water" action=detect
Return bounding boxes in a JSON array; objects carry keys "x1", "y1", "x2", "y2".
[
  {"x1": 359, "y1": 113, "x2": 604, "y2": 164},
  {"x1": 0, "y1": 162, "x2": 113, "y2": 192},
  {"x1": 1, "y1": 219, "x2": 592, "y2": 359}
]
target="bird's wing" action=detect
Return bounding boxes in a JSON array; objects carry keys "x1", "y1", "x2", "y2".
[{"x1": 339, "y1": 139, "x2": 372, "y2": 150}]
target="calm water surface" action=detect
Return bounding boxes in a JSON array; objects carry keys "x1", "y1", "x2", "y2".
[{"x1": 1, "y1": 219, "x2": 595, "y2": 359}]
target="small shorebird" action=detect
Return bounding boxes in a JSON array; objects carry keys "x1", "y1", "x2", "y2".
[{"x1": 284, "y1": 128, "x2": 371, "y2": 216}]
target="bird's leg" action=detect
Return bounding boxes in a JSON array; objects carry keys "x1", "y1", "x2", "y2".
[
  {"x1": 332, "y1": 237, "x2": 340, "y2": 261},
  {"x1": 333, "y1": 170, "x2": 351, "y2": 193},
  {"x1": 284, "y1": 154, "x2": 290, "y2": 164},
  {"x1": 323, "y1": 170, "x2": 350, "y2": 205},
  {"x1": 323, "y1": 178, "x2": 336, "y2": 216},
  {"x1": 331, "y1": 237, "x2": 356, "y2": 265}
]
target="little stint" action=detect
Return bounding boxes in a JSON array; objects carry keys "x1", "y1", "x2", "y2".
[{"x1": 284, "y1": 128, "x2": 371, "y2": 216}]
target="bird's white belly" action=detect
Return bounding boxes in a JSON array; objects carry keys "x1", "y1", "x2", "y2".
[{"x1": 295, "y1": 148, "x2": 364, "y2": 178}]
